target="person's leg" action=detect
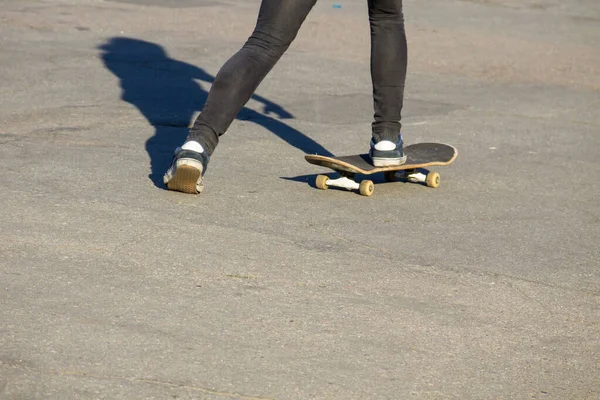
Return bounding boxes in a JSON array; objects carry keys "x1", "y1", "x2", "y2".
[
  {"x1": 187, "y1": 0, "x2": 318, "y2": 156},
  {"x1": 368, "y1": 0, "x2": 408, "y2": 166},
  {"x1": 164, "y1": 0, "x2": 317, "y2": 193}
]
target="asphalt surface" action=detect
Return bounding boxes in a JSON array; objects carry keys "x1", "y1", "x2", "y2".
[{"x1": 1, "y1": 0, "x2": 599, "y2": 399}]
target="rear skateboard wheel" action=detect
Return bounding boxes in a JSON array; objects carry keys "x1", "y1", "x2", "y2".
[
  {"x1": 384, "y1": 171, "x2": 397, "y2": 182},
  {"x1": 359, "y1": 180, "x2": 375, "y2": 197},
  {"x1": 316, "y1": 175, "x2": 329, "y2": 190},
  {"x1": 426, "y1": 172, "x2": 441, "y2": 188}
]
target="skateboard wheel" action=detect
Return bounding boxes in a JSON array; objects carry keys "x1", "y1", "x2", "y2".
[
  {"x1": 384, "y1": 171, "x2": 397, "y2": 182},
  {"x1": 426, "y1": 172, "x2": 441, "y2": 188},
  {"x1": 359, "y1": 180, "x2": 375, "y2": 196},
  {"x1": 316, "y1": 175, "x2": 329, "y2": 190}
]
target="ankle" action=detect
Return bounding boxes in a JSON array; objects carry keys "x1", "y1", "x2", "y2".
[{"x1": 181, "y1": 141, "x2": 205, "y2": 153}]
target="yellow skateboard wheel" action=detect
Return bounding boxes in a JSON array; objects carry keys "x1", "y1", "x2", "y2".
[
  {"x1": 316, "y1": 175, "x2": 329, "y2": 190},
  {"x1": 359, "y1": 180, "x2": 374, "y2": 196},
  {"x1": 426, "y1": 172, "x2": 441, "y2": 188}
]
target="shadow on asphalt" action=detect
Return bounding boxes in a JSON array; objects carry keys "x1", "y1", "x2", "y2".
[
  {"x1": 98, "y1": 37, "x2": 333, "y2": 188},
  {"x1": 280, "y1": 174, "x2": 318, "y2": 188}
]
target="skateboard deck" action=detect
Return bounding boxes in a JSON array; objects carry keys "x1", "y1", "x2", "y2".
[{"x1": 305, "y1": 143, "x2": 457, "y2": 196}]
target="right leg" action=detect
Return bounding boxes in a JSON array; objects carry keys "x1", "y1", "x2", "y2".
[
  {"x1": 368, "y1": 0, "x2": 408, "y2": 166},
  {"x1": 164, "y1": 0, "x2": 317, "y2": 193},
  {"x1": 187, "y1": 0, "x2": 318, "y2": 156}
]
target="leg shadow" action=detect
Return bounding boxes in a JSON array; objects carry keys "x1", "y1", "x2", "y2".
[{"x1": 98, "y1": 37, "x2": 332, "y2": 189}]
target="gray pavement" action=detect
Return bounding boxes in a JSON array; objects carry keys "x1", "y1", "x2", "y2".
[{"x1": 1, "y1": 0, "x2": 599, "y2": 399}]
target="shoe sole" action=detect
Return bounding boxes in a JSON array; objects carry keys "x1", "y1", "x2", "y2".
[
  {"x1": 166, "y1": 164, "x2": 202, "y2": 194},
  {"x1": 371, "y1": 155, "x2": 408, "y2": 167}
]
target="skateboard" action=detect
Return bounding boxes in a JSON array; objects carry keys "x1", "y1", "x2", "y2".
[{"x1": 305, "y1": 143, "x2": 457, "y2": 196}]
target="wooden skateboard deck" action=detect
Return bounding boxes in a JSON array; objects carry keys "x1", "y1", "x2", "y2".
[{"x1": 305, "y1": 143, "x2": 457, "y2": 196}]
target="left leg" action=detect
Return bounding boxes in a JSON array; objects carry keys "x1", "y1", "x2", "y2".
[
  {"x1": 188, "y1": 0, "x2": 319, "y2": 157},
  {"x1": 164, "y1": 0, "x2": 318, "y2": 194}
]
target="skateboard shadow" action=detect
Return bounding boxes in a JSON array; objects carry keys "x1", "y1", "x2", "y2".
[
  {"x1": 98, "y1": 37, "x2": 333, "y2": 188},
  {"x1": 280, "y1": 174, "x2": 319, "y2": 188}
]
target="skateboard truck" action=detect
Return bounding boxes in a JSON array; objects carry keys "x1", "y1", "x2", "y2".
[
  {"x1": 316, "y1": 172, "x2": 375, "y2": 196},
  {"x1": 322, "y1": 174, "x2": 360, "y2": 191},
  {"x1": 404, "y1": 170, "x2": 427, "y2": 183}
]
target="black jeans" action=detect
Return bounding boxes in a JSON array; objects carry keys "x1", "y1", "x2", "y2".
[{"x1": 188, "y1": 0, "x2": 407, "y2": 156}]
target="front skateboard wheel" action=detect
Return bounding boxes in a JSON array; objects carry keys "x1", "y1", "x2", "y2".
[
  {"x1": 359, "y1": 180, "x2": 375, "y2": 196},
  {"x1": 384, "y1": 171, "x2": 397, "y2": 182},
  {"x1": 316, "y1": 175, "x2": 329, "y2": 190},
  {"x1": 426, "y1": 172, "x2": 441, "y2": 188}
]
